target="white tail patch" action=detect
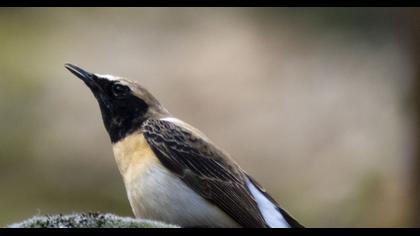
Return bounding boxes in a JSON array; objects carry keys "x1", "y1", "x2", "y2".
[{"x1": 246, "y1": 178, "x2": 290, "y2": 228}]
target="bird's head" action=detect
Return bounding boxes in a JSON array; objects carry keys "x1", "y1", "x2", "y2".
[{"x1": 65, "y1": 63, "x2": 169, "y2": 143}]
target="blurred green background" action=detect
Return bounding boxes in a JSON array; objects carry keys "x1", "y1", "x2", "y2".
[{"x1": 0, "y1": 7, "x2": 419, "y2": 227}]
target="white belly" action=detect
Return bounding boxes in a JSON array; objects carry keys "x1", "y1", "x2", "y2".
[{"x1": 124, "y1": 163, "x2": 240, "y2": 228}]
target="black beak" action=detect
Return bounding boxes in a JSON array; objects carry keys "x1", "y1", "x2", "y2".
[{"x1": 65, "y1": 63, "x2": 97, "y2": 86}]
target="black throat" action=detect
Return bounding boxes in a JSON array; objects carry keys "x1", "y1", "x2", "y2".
[{"x1": 97, "y1": 94, "x2": 149, "y2": 144}]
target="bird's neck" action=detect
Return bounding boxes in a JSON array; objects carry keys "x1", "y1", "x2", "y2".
[
  {"x1": 104, "y1": 107, "x2": 170, "y2": 144},
  {"x1": 112, "y1": 132, "x2": 159, "y2": 181}
]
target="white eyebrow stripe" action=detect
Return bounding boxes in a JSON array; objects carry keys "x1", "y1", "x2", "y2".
[{"x1": 94, "y1": 74, "x2": 120, "y2": 81}]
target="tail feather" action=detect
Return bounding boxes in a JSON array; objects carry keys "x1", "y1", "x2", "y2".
[{"x1": 245, "y1": 174, "x2": 304, "y2": 228}]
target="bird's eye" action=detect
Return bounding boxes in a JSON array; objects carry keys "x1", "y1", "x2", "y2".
[{"x1": 112, "y1": 84, "x2": 130, "y2": 97}]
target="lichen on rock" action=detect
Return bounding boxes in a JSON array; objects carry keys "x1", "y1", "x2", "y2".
[{"x1": 8, "y1": 212, "x2": 179, "y2": 228}]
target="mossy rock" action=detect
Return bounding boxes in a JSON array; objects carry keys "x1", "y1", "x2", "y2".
[{"x1": 8, "y1": 212, "x2": 179, "y2": 228}]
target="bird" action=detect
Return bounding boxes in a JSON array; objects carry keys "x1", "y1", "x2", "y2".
[{"x1": 64, "y1": 63, "x2": 304, "y2": 228}]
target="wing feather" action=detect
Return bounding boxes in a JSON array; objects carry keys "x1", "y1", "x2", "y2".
[{"x1": 142, "y1": 118, "x2": 267, "y2": 227}]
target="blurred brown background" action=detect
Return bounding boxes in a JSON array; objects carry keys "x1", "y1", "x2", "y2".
[{"x1": 0, "y1": 7, "x2": 419, "y2": 227}]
